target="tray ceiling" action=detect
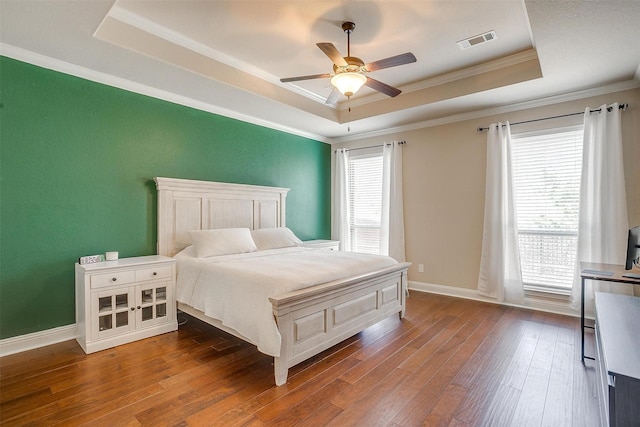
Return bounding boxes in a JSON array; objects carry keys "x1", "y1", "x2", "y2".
[{"x1": 1, "y1": 1, "x2": 639, "y2": 142}]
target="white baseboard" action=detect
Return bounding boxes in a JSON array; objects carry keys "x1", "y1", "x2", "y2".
[
  {"x1": 0, "y1": 282, "x2": 581, "y2": 358},
  {"x1": 0, "y1": 324, "x2": 76, "y2": 357},
  {"x1": 408, "y1": 280, "x2": 580, "y2": 318}
]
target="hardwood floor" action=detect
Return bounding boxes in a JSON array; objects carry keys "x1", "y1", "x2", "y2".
[{"x1": 0, "y1": 292, "x2": 600, "y2": 426}]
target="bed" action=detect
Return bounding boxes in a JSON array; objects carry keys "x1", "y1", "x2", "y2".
[{"x1": 155, "y1": 177, "x2": 410, "y2": 385}]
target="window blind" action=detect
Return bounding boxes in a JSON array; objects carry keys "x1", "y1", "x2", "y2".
[
  {"x1": 511, "y1": 127, "x2": 583, "y2": 290},
  {"x1": 348, "y1": 153, "x2": 383, "y2": 254}
]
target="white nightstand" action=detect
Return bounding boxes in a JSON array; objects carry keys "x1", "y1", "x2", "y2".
[
  {"x1": 75, "y1": 255, "x2": 178, "y2": 353},
  {"x1": 302, "y1": 240, "x2": 340, "y2": 250}
]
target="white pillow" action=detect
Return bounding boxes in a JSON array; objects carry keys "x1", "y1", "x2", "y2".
[
  {"x1": 188, "y1": 228, "x2": 257, "y2": 258},
  {"x1": 251, "y1": 227, "x2": 302, "y2": 250}
]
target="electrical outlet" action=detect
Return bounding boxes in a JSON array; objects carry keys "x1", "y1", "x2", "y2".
[{"x1": 418, "y1": 264, "x2": 424, "y2": 273}]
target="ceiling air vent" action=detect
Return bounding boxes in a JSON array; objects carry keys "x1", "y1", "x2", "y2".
[{"x1": 457, "y1": 31, "x2": 497, "y2": 50}]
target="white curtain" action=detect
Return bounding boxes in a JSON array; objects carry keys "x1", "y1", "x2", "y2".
[
  {"x1": 333, "y1": 148, "x2": 351, "y2": 251},
  {"x1": 478, "y1": 122, "x2": 525, "y2": 304},
  {"x1": 571, "y1": 103, "x2": 630, "y2": 311},
  {"x1": 381, "y1": 141, "x2": 406, "y2": 262}
]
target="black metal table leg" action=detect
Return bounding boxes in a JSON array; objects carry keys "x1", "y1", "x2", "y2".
[
  {"x1": 581, "y1": 276, "x2": 585, "y2": 364},
  {"x1": 581, "y1": 276, "x2": 595, "y2": 363}
]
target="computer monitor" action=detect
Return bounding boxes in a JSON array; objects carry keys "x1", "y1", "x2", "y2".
[{"x1": 625, "y1": 225, "x2": 640, "y2": 270}]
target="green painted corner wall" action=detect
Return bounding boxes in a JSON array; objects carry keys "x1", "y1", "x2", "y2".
[{"x1": 0, "y1": 56, "x2": 331, "y2": 340}]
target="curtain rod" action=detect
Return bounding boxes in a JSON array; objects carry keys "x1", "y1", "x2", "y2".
[
  {"x1": 334, "y1": 140, "x2": 406, "y2": 153},
  {"x1": 476, "y1": 103, "x2": 629, "y2": 132}
]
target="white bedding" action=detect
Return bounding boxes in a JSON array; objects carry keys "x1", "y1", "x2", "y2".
[{"x1": 174, "y1": 247, "x2": 397, "y2": 357}]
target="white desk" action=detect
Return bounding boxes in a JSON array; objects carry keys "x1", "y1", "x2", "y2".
[{"x1": 580, "y1": 262, "x2": 640, "y2": 364}]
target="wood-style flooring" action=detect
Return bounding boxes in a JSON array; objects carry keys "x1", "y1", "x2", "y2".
[{"x1": 0, "y1": 292, "x2": 600, "y2": 426}]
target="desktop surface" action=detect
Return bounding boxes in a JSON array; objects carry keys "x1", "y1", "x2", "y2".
[{"x1": 581, "y1": 262, "x2": 640, "y2": 284}]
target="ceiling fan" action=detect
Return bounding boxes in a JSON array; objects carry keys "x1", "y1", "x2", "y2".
[{"x1": 280, "y1": 22, "x2": 417, "y2": 104}]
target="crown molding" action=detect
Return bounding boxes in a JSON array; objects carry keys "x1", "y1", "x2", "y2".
[
  {"x1": 106, "y1": 5, "x2": 275, "y2": 85},
  {"x1": 4, "y1": 42, "x2": 636, "y2": 146},
  {"x1": 343, "y1": 49, "x2": 541, "y2": 110},
  {"x1": 104, "y1": 5, "x2": 331, "y2": 106},
  {"x1": 104, "y1": 5, "x2": 542, "y2": 113},
  {"x1": 0, "y1": 43, "x2": 330, "y2": 144},
  {"x1": 330, "y1": 79, "x2": 640, "y2": 143}
]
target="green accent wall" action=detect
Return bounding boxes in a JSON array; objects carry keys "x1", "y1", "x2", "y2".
[{"x1": 0, "y1": 56, "x2": 331, "y2": 340}]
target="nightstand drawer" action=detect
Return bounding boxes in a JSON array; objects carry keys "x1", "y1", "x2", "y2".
[
  {"x1": 135, "y1": 265, "x2": 172, "y2": 282},
  {"x1": 302, "y1": 240, "x2": 340, "y2": 250},
  {"x1": 91, "y1": 271, "x2": 136, "y2": 289}
]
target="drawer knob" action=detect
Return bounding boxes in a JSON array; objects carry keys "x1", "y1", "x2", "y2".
[
  {"x1": 112, "y1": 277, "x2": 117, "y2": 282},
  {"x1": 153, "y1": 272, "x2": 157, "y2": 276},
  {"x1": 137, "y1": 306, "x2": 141, "y2": 310},
  {"x1": 130, "y1": 307, "x2": 135, "y2": 311}
]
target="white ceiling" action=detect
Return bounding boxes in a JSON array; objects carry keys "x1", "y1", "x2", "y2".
[{"x1": 1, "y1": 1, "x2": 639, "y2": 143}]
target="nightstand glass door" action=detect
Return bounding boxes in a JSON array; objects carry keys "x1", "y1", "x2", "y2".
[
  {"x1": 136, "y1": 282, "x2": 170, "y2": 328},
  {"x1": 91, "y1": 288, "x2": 135, "y2": 340}
]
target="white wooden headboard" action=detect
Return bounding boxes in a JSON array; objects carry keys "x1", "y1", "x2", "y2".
[{"x1": 154, "y1": 177, "x2": 289, "y2": 256}]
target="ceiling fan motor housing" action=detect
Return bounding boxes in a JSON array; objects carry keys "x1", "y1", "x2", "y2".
[{"x1": 333, "y1": 56, "x2": 365, "y2": 74}]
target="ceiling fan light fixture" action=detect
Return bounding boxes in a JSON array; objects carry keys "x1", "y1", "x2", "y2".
[{"x1": 331, "y1": 72, "x2": 367, "y2": 97}]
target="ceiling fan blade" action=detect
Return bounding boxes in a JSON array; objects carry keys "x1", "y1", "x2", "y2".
[
  {"x1": 280, "y1": 73, "x2": 331, "y2": 83},
  {"x1": 364, "y1": 77, "x2": 402, "y2": 97},
  {"x1": 365, "y1": 52, "x2": 417, "y2": 72},
  {"x1": 317, "y1": 43, "x2": 348, "y2": 67},
  {"x1": 325, "y1": 88, "x2": 340, "y2": 105}
]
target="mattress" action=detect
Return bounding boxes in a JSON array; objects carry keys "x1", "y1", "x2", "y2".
[{"x1": 174, "y1": 246, "x2": 397, "y2": 356}]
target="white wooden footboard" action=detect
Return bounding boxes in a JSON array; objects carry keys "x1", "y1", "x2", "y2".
[{"x1": 270, "y1": 262, "x2": 410, "y2": 385}]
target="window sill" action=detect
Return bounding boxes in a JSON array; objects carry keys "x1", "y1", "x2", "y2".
[{"x1": 524, "y1": 284, "x2": 572, "y2": 304}]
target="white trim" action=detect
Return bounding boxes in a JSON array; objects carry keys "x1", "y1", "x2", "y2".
[
  {"x1": 511, "y1": 124, "x2": 584, "y2": 139},
  {"x1": 106, "y1": 6, "x2": 279, "y2": 86},
  {"x1": 408, "y1": 280, "x2": 580, "y2": 318},
  {"x1": 0, "y1": 324, "x2": 76, "y2": 357},
  {"x1": 331, "y1": 79, "x2": 640, "y2": 143},
  {"x1": 345, "y1": 49, "x2": 541, "y2": 109},
  {"x1": 3, "y1": 41, "x2": 637, "y2": 145},
  {"x1": 0, "y1": 281, "x2": 585, "y2": 357},
  {"x1": 0, "y1": 43, "x2": 330, "y2": 144},
  {"x1": 104, "y1": 5, "x2": 536, "y2": 110},
  {"x1": 103, "y1": 5, "x2": 329, "y2": 105}
]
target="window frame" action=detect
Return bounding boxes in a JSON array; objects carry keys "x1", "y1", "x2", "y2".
[
  {"x1": 510, "y1": 125, "x2": 584, "y2": 295},
  {"x1": 346, "y1": 147, "x2": 384, "y2": 255}
]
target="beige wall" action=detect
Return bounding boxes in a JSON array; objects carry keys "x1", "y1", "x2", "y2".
[{"x1": 333, "y1": 87, "x2": 640, "y2": 291}]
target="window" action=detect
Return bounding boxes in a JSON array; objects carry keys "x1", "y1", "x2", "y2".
[
  {"x1": 511, "y1": 127, "x2": 583, "y2": 292},
  {"x1": 347, "y1": 150, "x2": 383, "y2": 254}
]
